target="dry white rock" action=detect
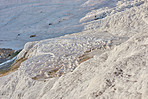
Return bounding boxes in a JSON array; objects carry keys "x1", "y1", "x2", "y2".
[{"x1": 0, "y1": 0, "x2": 148, "y2": 99}]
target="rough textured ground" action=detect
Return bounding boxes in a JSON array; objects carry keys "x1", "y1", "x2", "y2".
[{"x1": 0, "y1": 0, "x2": 148, "y2": 99}]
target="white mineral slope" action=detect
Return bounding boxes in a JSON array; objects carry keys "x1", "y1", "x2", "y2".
[
  {"x1": 0, "y1": 0, "x2": 148, "y2": 99},
  {"x1": 82, "y1": 0, "x2": 148, "y2": 37},
  {"x1": 0, "y1": 30, "x2": 124, "y2": 99},
  {"x1": 41, "y1": 29, "x2": 148, "y2": 99},
  {"x1": 0, "y1": 28, "x2": 147, "y2": 99}
]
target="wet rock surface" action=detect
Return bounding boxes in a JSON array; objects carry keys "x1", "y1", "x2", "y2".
[
  {"x1": 0, "y1": 48, "x2": 14, "y2": 64},
  {"x1": 0, "y1": 49, "x2": 22, "y2": 76}
]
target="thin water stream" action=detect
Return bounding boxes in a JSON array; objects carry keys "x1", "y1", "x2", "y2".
[{"x1": 0, "y1": 49, "x2": 21, "y2": 74}]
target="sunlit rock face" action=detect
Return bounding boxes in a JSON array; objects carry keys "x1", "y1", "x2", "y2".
[{"x1": 0, "y1": 0, "x2": 148, "y2": 99}]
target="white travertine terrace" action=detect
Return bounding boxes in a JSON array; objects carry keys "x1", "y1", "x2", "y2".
[{"x1": 0, "y1": 0, "x2": 148, "y2": 99}]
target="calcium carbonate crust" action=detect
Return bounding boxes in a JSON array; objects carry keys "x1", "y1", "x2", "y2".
[{"x1": 0, "y1": 0, "x2": 148, "y2": 99}]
